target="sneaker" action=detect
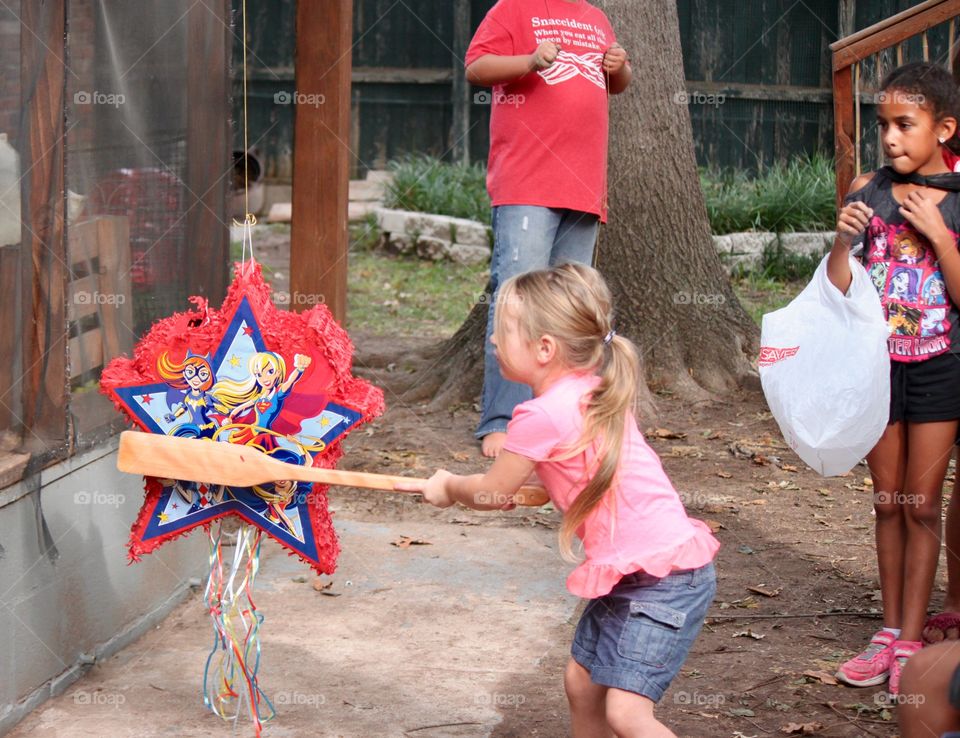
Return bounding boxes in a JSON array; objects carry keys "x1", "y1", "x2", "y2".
[
  {"x1": 887, "y1": 640, "x2": 923, "y2": 696},
  {"x1": 836, "y1": 630, "x2": 897, "y2": 687}
]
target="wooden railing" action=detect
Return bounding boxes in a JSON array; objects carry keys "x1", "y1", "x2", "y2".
[{"x1": 831, "y1": 0, "x2": 960, "y2": 205}]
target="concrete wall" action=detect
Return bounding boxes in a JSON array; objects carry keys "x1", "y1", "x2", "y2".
[{"x1": 0, "y1": 438, "x2": 207, "y2": 735}]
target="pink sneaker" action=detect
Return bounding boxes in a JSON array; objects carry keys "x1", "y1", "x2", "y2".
[
  {"x1": 887, "y1": 640, "x2": 923, "y2": 696},
  {"x1": 836, "y1": 630, "x2": 897, "y2": 687}
]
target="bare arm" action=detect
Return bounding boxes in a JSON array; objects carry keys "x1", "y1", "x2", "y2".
[
  {"x1": 827, "y1": 173, "x2": 876, "y2": 294},
  {"x1": 466, "y1": 41, "x2": 559, "y2": 87},
  {"x1": 603, "y1": 44, "x2": 631, "y2": 94},
  {"x1": 396, "y1": 450, "x2": 538, "y2": 511}
]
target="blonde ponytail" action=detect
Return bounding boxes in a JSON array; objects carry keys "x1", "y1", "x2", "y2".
[{"x1": 494, "y1": 263, "x2": 641, "y2": 561}]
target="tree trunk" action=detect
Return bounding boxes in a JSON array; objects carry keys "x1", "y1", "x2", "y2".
[
  {"x1": 396, "y1": 0, "x2": 758, "y2": 409},
  {"x1": 594, "y1": 0, "x2": 758, "y2": 398}
]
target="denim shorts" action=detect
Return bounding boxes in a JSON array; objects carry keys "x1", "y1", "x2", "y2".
[{"x1": 571, "y1": 562, "x2": 717, "y2": 702}]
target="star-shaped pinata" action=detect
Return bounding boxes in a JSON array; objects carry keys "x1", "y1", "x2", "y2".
[{"x1": 101, "y1": 261, "x2": 384, "y2": 573}]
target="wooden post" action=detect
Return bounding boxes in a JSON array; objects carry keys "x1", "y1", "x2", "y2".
[
  {"x1": 451, "y1": 0, "x2": 472, "y2": 164},
  {"x1": 834, "y1": 66, "x2": 856, "y2": 207},
  {"x1": 186, "y1": 0, "x2": 231, "y2": 303},
  {"x1": 290, "y1": 0, "x2": 353, "y2": 322},
  {"x1": 20, "y1": 0, "x2": 68, "y2": 455}
]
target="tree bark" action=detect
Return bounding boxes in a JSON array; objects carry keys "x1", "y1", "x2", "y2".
[
  {"x1": 392, "y1": 0, "x2": 759, "y2": 409},
  {"x1": 594, "y1": 0, "x2": 758, "y2": 398}
]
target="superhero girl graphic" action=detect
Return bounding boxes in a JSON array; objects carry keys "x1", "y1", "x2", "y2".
[
  {"x1": 156, "y1": 352, "x2": 219, "y2": 438},
  {"x1": 212, "y1": 351, "x2": 312, "y2": 451}
]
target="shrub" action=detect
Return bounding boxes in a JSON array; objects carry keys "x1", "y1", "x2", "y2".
[{"x1": 383, "y1": 154, "x2": 491, "y2": 224}]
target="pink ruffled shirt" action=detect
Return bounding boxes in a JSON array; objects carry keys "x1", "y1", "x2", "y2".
[{"x1": 503, "y1": 372, "x2": 720, "y2": 599}]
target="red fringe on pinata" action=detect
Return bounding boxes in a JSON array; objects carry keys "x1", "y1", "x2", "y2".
[{"x1": 102, "y1": 261, "x2": 385, "y2": 574}]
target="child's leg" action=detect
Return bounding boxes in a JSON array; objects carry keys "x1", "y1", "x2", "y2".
[
  {"x1": 897, "y1": 640, "x2": 960, "y2": 737},
  {"x1": 564, "y1": 659, "x2": 612, "y2": 738},
  {"x1": 605, "y1": 688, "x2": 676, "y2": 738},
  {"x1": 867, "y1": 421, "x2": 908, "y2": 629},
  {"x1": 901, "y1": 419, "x2": 958, "y2": 641},
  {"x1": 945, "y1": 448, "x2": 960, "y2": 613}
]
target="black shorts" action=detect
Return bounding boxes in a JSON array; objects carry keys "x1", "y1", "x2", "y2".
[{"x1": 888, "y1": 351, "x2": 960, "y2": 425}]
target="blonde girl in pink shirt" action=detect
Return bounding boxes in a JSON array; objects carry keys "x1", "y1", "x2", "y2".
[{"x1": 399, "y1": 263, "x2": 719, "y2": 738}]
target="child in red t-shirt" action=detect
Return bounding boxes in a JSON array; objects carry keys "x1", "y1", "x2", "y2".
[{"x1": 467, "y1": 0, "x2": 632, "y2": 458}]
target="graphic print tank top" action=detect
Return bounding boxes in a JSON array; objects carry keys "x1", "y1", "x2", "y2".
[{"x1": 845, "y1": 168, "x2": 960, "y2": 362}]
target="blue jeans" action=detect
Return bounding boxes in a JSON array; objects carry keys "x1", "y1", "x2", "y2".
[{"x1": 476, "y1": 205, "x2": 599, "y2": 439}]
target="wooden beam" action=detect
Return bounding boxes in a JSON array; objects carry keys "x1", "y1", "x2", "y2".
[
  {"x1": 831, "y1": 0, "x2": 960, "y2": 69},
  {"x1": 290, "y1": 0, "x2": 353, "y2": 322},
  {"x1": 248, "y1": 66, "x2": 454, "y2": 84},
  {"x1": 20, "y1": 0, "x2": 68, "y2": 455},
  {"x1": 834, "y1": 66, "x2": 856, "y2": 207},
  {"x1": 186, "y1": 0, "x2": 231, "y2": 303}
]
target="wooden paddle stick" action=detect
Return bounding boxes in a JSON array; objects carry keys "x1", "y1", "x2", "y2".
[{"x1": 117, "y1": 431, "x2": 550, "y2": 507}]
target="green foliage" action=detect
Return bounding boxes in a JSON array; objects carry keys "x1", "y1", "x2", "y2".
[
  {"x1": 701, "y1": 155, "x2": 836, "y2": 235},
  {"x1": 383, "y1": 154, "x2": 491, "y2": 224}
]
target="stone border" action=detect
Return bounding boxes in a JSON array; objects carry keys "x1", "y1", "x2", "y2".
[
  {"x1": 714, "y1": 231, "x2": 835, "y2": 273},
  {"x1": 375, "y1": 208, "x2": 492, "y2": 266}
]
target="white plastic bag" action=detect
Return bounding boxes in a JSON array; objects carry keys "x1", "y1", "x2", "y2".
[{"x1": 759, "y1": 254, "x2": 889, "y2": 476}]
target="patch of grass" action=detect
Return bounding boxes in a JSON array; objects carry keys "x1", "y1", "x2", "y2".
[
  {"x1": 346, "y1": 249, "x2": 487, "y2": 338},
  {"x1": 702, "y1": 155, "x2": 836, "y2": 235},
  {"x1": 733, "y1": 273, "x2": 805, "y2": 325},
  {"x1": 350, "y1": 212, "x2": 382, "y2": 252},
  {"x1": 383, "y1": 154, "x2": 491, "y2": 224}
]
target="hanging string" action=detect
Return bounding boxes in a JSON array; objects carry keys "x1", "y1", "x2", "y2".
[
  {"x1": 233, "y1": 0, "x2": 257, "y2": 273},
  {"x1": 202, "y1": 520, "x2": 275, "y2": 736}
]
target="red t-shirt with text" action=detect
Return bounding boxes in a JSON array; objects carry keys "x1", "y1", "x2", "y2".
[{"x1": 466, "y1": 0, "x2": 616, "y2": 221}]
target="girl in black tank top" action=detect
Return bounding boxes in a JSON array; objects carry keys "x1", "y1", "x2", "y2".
[{"x1": 828, "y1": 62, "x2": 960, "y2": 697}]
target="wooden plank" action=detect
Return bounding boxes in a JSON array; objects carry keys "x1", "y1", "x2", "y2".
[
  {"x1": 0, "y1": 245, "x2": 20, "y2": 435},
  {"x1": 68, "y1": 218, "x2": 99, "y2": 264},
  {"x1": 248, "y1": 66, "x2": 454, "y2": 84},
  {"x1": 683, "y1": 80, "x2": 832, "y2": 103},
  {"x1": 451, "y1": 0, "x2": 471, "y2": 163},
  {"x1": 290, "y1": 0, "x2": 352, "y2": 322},
  {"x1": 186, "y1": 0, "x2": 230, "y2": 303},
  {"x1": 20, "y1": 0, "x2": 68, "y2": 453},
  {"x1": 95, "y1": 216, "x2": 132, "y2": 361},
  {"x1": 832, "y1": 0, "x2": 960, "y2": 69},
  {"x1": 67, "y1": 274, "x2": 99, "y2": 321},
  {"x1": 68, "y1": 330, "x2": 102, "y2": 382}
]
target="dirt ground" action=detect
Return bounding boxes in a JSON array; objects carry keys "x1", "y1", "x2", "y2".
[{"x1": 10, "y1": 325, "x2": 951, "y2": 737}]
